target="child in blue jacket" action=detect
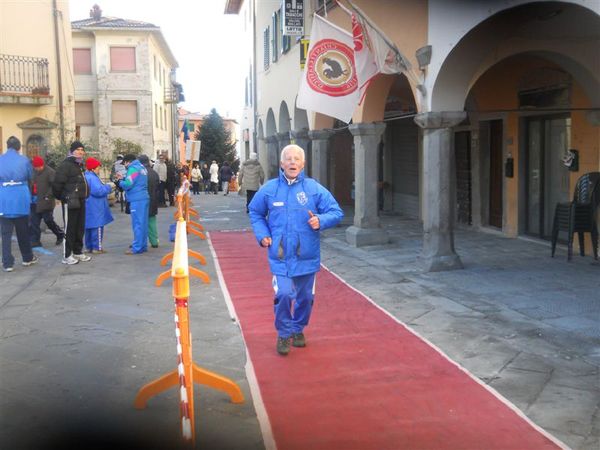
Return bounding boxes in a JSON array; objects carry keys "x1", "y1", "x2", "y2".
[{"x1": 84, "y1": 158, "x2": 113, "y2": 253}]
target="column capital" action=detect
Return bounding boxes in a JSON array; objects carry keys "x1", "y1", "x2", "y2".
[
  {"x1": 308, "y1": 128, "x2": 334, "y2": 140},
  {"x1": 276, "y1": 131, "x2": 290, "y2": 141},
  {"x1": 414, "y1": 111, "x2": 467, "y2": 129},
  {"x1": 349, "y1": 122, "x2": 386, "y2": 137},
  {"x1": 265, "y1": 135, "x2": 278, "y2": 144},
  {"x1": 291, "y1": 128, "x2": 309, "y2": 139}
]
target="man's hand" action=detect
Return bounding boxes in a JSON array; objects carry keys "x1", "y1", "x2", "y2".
[
  {"x1": 261, "y1": 237, "x2": 272, "y2": 247},
  {"x1": 308, "y1": 210, "x2": 320, "y2": 230}
]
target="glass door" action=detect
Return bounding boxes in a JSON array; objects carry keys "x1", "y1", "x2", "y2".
[{"x1": 526, "y1": 116, "x2": 570, "y2": 238}]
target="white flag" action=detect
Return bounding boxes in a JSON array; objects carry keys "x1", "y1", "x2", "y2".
[
  {"x1": 351, "y1": 10, "x2": 411, "y2": 74},
  {"x1": 351, "y1": 12, "x2": 378, "y2": 101},
  {"x1": 297, "y1": 14, "x2": 359, "y2": 124}
]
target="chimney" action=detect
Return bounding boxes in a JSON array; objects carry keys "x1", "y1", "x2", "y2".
[{"x1": 90, "y1": 4, "x2": 102, "y2": 20}]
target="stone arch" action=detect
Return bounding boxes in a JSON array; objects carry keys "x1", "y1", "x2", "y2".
[
  {"x1": 293, "y1": 99, "x2": 309, "y2": 131},
  {"x1": 256, "y1": 119, "x2": 267, "y2": 178},
  {"x1": 278, "y1": 101, "x2": 291, "y2": 133},
  {"x1": 431, "y1": 1, "x2": 600, "y2": 111}
]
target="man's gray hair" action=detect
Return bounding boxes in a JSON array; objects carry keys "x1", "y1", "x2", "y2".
[{"x1": 280, "y1": 144, "x2": 305, "y2": 162}]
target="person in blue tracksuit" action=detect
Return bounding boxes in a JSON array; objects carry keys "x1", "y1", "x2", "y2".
[
  {"x1": 84, "y1": 157, "x2": 113, "y2": 253},
  {"x1": 117, "y1": 154, "x2": 149, "y2": 254},
  {"x1": 249, "y1": 144, "x2": 343, "y2": 356},
  {"x1": 0, "y1": 136, "x2": 38, "y2": 272}
]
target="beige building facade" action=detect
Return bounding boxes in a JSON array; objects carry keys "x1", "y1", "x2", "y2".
[
  {"x1": 71, "y1": 6, "x2": 180, "y2": 160},
  {"x1": 0, "y1": 0, "x2": 75, "y2": 156},
  {"x1": 229, "y1": 0, "x2": 599, "y2": 269}
]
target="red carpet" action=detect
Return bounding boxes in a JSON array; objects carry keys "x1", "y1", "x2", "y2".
[{"x1": 210, "y1": 231, "x2": 564, "y2": 450}]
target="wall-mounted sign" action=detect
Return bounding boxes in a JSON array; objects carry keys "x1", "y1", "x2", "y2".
[
  {"x1": 300, "y1": 38, "x2": 309, "y2": 69},
  {"x1": 283, "y1": 0, "x2": 304, "y2": 36}
]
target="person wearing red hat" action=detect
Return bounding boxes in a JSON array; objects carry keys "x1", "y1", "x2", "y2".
[
  {"x1": 29, "y1": 156, "x2": 64, "y2": 248},
  {"x1": 84, "y1": 157, "x2": 113, "y2": 254}
]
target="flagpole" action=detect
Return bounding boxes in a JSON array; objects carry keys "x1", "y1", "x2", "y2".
[
  {"x1": 311, "y1": 13, "x2": 353, "y2": 38},
  {"x1": 343, "y1": 0, "x2": 422, "y2": 87}
]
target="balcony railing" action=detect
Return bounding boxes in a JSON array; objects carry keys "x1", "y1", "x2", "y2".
[{"x1": 0, "y1": 54, "x2": 50, "y2": 95}]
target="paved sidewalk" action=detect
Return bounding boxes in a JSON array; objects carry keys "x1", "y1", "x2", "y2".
[{"x1": 1, "y1": 191, "x2": 598, "y2": 450}]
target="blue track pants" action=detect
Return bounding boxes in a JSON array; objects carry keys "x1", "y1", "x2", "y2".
[{"x1": 272, "y1": 273, "x2": 316, "y2": 339}]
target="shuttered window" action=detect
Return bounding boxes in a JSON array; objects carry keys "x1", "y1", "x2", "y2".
[
  {"x1": 75, "y1": 101, "x2": 94, "y2": 125},
  {"x1": 271, "y1": 12, "x2": 278, "y2": 63},
  {"x1": 263, "y1": 27, "x2": 270, "y2": 69},
  {"x1": 73, "y1": 48, "x2": 92, "y2": 74},
  {"x1": 112, "y1": 100, "x2": 138, "y2": 125},
  {"x1": 280, "y1": 6, "x2": 291, "y2": 54},
  {"x1": 110, "y1": 47, "x2": 136, "y2": 72}
]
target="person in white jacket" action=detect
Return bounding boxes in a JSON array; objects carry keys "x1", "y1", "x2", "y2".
[{"x1": 209, "y1": 160, "x2": 219, "y2": 195}]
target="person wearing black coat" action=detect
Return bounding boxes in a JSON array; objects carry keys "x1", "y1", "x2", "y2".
[
  {"x1": 30, "y1": 156, "x2": 64, "y2": 247},
  {"x1": 139, "y1": 155, "x2": 160, "y2": 248},
  {"x1": 165, "y1": 157, "x2": 177, "y2": 206},
  {"x1": 219, "y1": 161, "x2": 234, "y2": 195},
  {"x1": 52, "y1": 141, "x2": 90, "y2": 264},
  {"x1": 201, "y1": 163, "x2": 211, "y2": 194}
]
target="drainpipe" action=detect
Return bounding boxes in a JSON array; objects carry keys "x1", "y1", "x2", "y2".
[{"x1": 52, "y1": 0, "x2": 65, "y2": 146}]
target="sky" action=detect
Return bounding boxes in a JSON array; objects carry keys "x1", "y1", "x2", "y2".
[{"x1": 69, "y1": 0, "x2": 246, "y2": 120}]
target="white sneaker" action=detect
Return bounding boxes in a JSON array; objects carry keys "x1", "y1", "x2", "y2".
[
  {"x1": 62, "y1": 255, "x2": 79, "y2": 265},
  {"x1": 22, "y1": 255, "x2": 39, "y2": 267},
  {"x1": 73, "y1": 253, "x2": 92, "y2": 262}
]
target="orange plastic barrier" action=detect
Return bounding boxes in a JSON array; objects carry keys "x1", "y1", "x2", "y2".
[{"x1": 134, "y1": 191, "x2": 244, "y2": 446}]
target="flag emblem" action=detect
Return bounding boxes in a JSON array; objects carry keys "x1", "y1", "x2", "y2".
[
  {"x1": 306, "y1": 39, "x2": 357, "y2": 97},
  {"x1": 296, "y1": 191, "x2": 308, "y2": 206}
]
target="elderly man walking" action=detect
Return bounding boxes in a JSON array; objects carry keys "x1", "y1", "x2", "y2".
[
  {"x1": 52, "y1": 141, "x2": 91, "y2": 265},
  {"x1": 0, "y1": 136, "x2": 38, "y2": 272},
  {"x1": 249, "y1": 144, "x2": 343, "y2": 356}
]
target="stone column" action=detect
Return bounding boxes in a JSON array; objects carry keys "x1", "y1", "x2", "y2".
[
  {"x1": 276, "y1": 131, "x2": 291, "y2": 149},
  {"x1": 308, "y1": 129, "x2": 334, "y2": 187},
  {"x1": 414, "y1": 111, "x2": 466, "y2": 272},
  {"x1": 265, "y1": 135, "x2": 279, "y2": 179},
  {"x1": 346, "y1": 122, "x2": 389, "y2": 247},
  {"x1": 291, "y1": 129, "x2": 311, "y2": 176}
]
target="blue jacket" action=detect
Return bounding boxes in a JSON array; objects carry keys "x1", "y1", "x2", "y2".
[
  {"x1": 249, "y1": 169, "x2": 343, "y2": 277},
  {"x1": 84, "y1": 171, "x2": 114, "y2": 229},
  {"x1": 120, "y1": 160, "x2": 149, "y2": 202},
  {"x1": 0, "y1": 148, "x2": 33, "y2": 218}
]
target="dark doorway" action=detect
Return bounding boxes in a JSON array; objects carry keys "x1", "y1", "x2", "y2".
[
  {"x1": 455, "y1": 131, "x2": 472, "y2": 225},
  {"x1": 26, "y1": 134, "x2": 44, "y2": 159},
  {"x1": 489, "y1": 120, "x2": 503, "y2": 228}
]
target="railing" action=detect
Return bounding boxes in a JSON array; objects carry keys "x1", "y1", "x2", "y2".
[{"x1": 0, "y1": 54, "x2": 50, "y2": 95}]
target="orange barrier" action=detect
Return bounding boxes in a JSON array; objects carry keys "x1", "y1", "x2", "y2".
[
  {"x1": 173, "y1": 180, "x2": 206, "y2": 240},
  {"x1": 134, "y1": 190, "x2": 244, "y2": 446}
]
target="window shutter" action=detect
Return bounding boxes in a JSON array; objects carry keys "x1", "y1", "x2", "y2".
[
  {"x1": 271, "y1": 12, "x2": 278, "y2": 63},
  {"x1": 280, "y1": 5, "x2": 291, "y2": 54},
  {"x1": 263, "y1": 27, "x2": 270, "y2": 69},
  {"x1": 75, "y1": 101, "x2": 94, "y2": 125},
  {"x1": 73, "y1": 48, "x2": 92, "y2": 74}
]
